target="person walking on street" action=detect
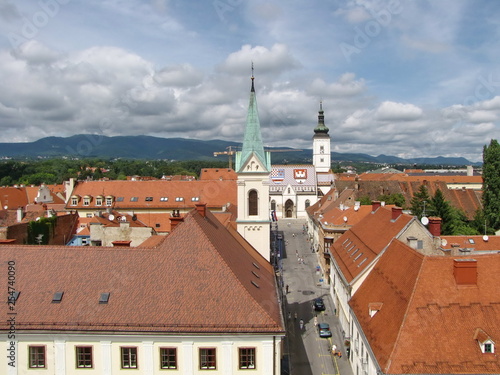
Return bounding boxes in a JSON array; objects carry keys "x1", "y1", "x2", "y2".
[
  {"x1": 314, "y1": 316, "x2": 318, "y2": 327},
  {"x1": 299, "y1": 319, "x2": 304, "y2": 330},
  {"x1": 294, "y1": 312, "x2": 297, "y2": 320}
]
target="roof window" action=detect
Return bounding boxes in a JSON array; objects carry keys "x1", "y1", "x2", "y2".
[
  {"x1": 145, "y1": 197, "x2": 153, "y2": 201},
  {"x1": 160, "y1": 197, "x2": 168, "y2": 202},
  {"x1": 99, "y1": 293, "x2": 110, "y2": 304},
  {"x1": 130, "y1": 197, "x2": 138, "y2": 202},
  {"x1": 175, "y1": 197, "x2": 184, "y2": 202},
  {"x1": 52, "y1": 292, "x2": 64, "y2": 303}
]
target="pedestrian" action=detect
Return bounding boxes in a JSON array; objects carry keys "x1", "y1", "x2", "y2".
[
  {"x1": 299, "y1": 319, "x2": 304, "y2": 330},
  {"x1": 285, "y1": 284, "x2": 289, "y2": 294},
  {"x1": 288, "y1": 312, "x2": 291, "y2": 320},
  {"x1": 314, "y1": 316, "x2": 318, "y2": 327},
  {"x1": 294, "y1": 312, "x2": 297, "y2": 320}
]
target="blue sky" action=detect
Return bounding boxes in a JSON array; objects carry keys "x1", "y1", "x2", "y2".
[{"x1": 0, "y1": 0, "x2": 499, "y2": 162}]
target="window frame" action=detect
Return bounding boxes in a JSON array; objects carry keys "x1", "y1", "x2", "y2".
[
  {"x1": 160, "y1": 347, "x2": 177, "y2": 370},
  {"x1": 121, "y1": 346, "x2": 138, "y2": 369},
  {"x1": 248, "y1": 190, "x2": 258, "y2": 216},
  {"x1": 199, "y1": 347, "x2": 216, "y2": 370},
  {"x1": 29, "y1": 345, "x2": 46, "y2": 368},
  {"x1": 76, "y1": 346, "x2": 93, "y2": 368},
  {"x1": 238, "y1": 347, "x2": 256, "y2": 370}
]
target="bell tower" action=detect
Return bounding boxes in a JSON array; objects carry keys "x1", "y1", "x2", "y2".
[{"x1": 312, "y1": 102, "x2": 331, "y2": 173}]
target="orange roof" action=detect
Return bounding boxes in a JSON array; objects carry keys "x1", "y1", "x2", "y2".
[
  {"x1": 331, "y1": 206, "x2": 413, "y2": 283},
  {"x1": 0, "y1": 208, "x2": 283, "y2": 334},
  {"x1": 440, "y1": 235, "x2": 500, "y2": 252},
  {"x1": 199, "y1": 168, "x2": 237, "y2": 180},
  {"x1": 350, "y1": 240, "x2": 500, "y2": 373},
  {"x1": 68, "y1": 180, "x2": 236, "y2": 210}
]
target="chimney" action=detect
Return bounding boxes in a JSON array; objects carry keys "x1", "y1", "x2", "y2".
[
  {"x1": 391, "y1": 207, "x2": 403, "y2": 221},
  {"x1": 428, "y1": 217, "x2": 442, "y2": 236},
  {"x1": 372, "y1": 201, "x2": 381, "y2": 212},
  {"x1": 195, "y1": 202, "x2": 207, "y2": 218},
  {"x1": 453, "y1": 259, "x2": 477, "y2": 285},
  {"x1": 170, "y1": 215, "x2": 184, "y2": 231},
  {"x1": 17, "y1": 207, "x2": 24, "y2": 222}
]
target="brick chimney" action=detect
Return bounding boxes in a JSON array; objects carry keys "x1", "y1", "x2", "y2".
[
  {"x1": 372, "y1": 201, "x2": 381, "y2": 212},
  {"x1": 391, "y1": 207, "x2": 403, "y2": 221},
  {"x1": 170, "y1": 215, "x2": 184, "y2": 231},
  {"x1": 428, "y1": 217, "x2": 442, "y2": 236},
  {"x1": 195, "y1": 202, "x2": 207, "y2": 218},
  {"x1": 453, "y1": 259, "x2": 477, "y2": 285}
]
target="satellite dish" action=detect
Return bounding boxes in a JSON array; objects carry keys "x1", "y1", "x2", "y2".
[
  {"x1": 421, "y1": 216, "x2": 429, "y2": 226},
  {"x1": 3, "y1": 205, "x2": 7, "y2": 209},
  {"x1": 483, "y1": 235, "x2": 489, "y2": 242},
  {"x1": 108, "y1": 214, "x2": 115, "y2": 221},
  {"x1": 354, "y1": 206, "x2": 359, "y2": 211},
  {"x1": 132, "y1": 215, "x2": 137, "y2": 221},
  {"x1": 121, "y1": 216, "x2": 127, "y2": 222},
  {"x1": 441, "y1": 239, "x2": 448, "y2": 247},
  {"x1": 343, "y1": 216, "x2": 348, "y2": 222}
]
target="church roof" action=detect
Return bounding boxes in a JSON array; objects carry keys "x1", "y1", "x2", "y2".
[
  {"x1": 313, "y1": 102, "x2": 329, "y2": 135},
  {"x1": 269, "y1": 165, "x2": 317, "y2": 189},
  {"x1": 235, "y1": 74, "x2": 270, "y2": 172}
]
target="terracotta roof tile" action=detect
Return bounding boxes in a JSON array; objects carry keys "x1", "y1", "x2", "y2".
[
  {"x1": 0, "y1": 208, "x2": 283, "y2": 334},
  {"x1": 350, "y1": 240, "x2": 500, "y2": 374}
]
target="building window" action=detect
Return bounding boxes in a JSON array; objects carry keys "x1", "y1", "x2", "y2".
[
  {"x1": 199, "y1": 348, "x2": 216, "y2": 370},
  {"x1": 271, "y1": 200, "x2": 276, "y2": 211},
  {"x1": 175, "y1": 197, "x2": 184, "y2": 202},
  {"x1": 145, "y1": 197, "x2": 153, "y2": 202},
  {"x1": 86, "y1": 213, "x2": 92, "y2": 218},
  {"x1": 191, "y1": 197, "x2": 200, "y2": 201},
  {"x1": 83, "y1": 197, "x2": 91, "y2": 206},
  {"x1": 96, "y1": 197, "x2": 103, "y2": 206},
  {"x1": 29, "y1": 346, "x2": 46, "y2": 368},
  {"x1": 130, "y1": 197, "x2": 138, "y2": 202},
  {"x1": 121, "y1": 347, "x2": 138, "y2": 369},
  {"x1": 239, "y1": 348, "x2": 256, "y2": 369},
  {"x1": 71, "y1": 196, "x2": 78, "y2": 206},
  {"x1": 76, "y1": 346, "x2": 93, "y2": 368},
  {"x1": 248, "y1": 190, "x2": 258, "y2": 216},
  {"x1": 484, "y1": 343, "x2": 493, "y2": 353},
  {"x1": 305, "y1": 199, "x2": 310, "y2": 209},
  {"x1": 160, "y1": 348, "x2": 177, "y2": 369},
  {"x1": 105, "y1": 197, "x2": 113, "y2": 206},
  {"x1": 160, "y1": 197, "x2": 168, "y2": 202}
]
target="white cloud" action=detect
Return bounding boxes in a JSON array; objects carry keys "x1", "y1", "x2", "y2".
[{"x1": 375, "y1": 101, "x2": 423, "y2": 121}]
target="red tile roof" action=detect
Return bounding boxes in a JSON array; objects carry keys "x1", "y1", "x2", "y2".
[
  {"x1": 0, "y1": 208, "x2": 283, "y2": 334},
  {"x1": 440, "y1": 235, "x2": 500, "y2": 252},
  {"x1": 68, "y1": 180, "x2": 236, "y2": 210},
  {"x1": 350, "y1": 240, "x2": 500, "y2": 374},
  {"x1": 330, "y1": 206, "x2": 413, "y2": 283}
]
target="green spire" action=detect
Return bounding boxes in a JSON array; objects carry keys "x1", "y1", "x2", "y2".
[
  {"x1": 235, "y1": 71, "x2": 270, "y2": 172},
  {"x1": 314, "y1": 101, "x2": 329, "y2": 134}
]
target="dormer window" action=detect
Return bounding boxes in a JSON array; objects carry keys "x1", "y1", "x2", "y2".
[
  {"x1": 474, "y1": 328, "x2": 495, "y2": 353},
  {"x1": 71, "y1": 196, "x2": 79, "y2": 206},
  {"x1": 105, "y1": 196, "x2": 113, "y2": 206},
  {"x1": 96, "y1": 196, "x2": 103, "y2": 206},
  {"x1": 368, "y1": 302, "x2": 383, "y2": 318},
  {"x1": 83, "y1": 196, "x2": 91, "y2": 206}
]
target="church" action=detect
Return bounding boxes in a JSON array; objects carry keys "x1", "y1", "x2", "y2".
[{"x1": 235, "y1": 71, "x2": 334, "y2": 259}]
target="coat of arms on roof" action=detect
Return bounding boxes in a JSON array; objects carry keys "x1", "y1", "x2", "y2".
[
  {"x1": 294, "y1": 169, "x2": 307, "y2": 183},
  {"x1": 271, "y1": 168, "x2": 285, "y2": 183}
]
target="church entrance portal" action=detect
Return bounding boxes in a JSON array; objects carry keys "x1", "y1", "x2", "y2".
[{"x1": 285, "y1": 199, "x2": 294, "y2": 218}]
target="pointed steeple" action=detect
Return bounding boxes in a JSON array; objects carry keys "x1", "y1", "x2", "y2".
[
  {"x1": 314, "y1": 101, "x2": 329, "y2": 134},
  {"x1": 235, "y1": 67, "x2": 270, "y2": 172}
]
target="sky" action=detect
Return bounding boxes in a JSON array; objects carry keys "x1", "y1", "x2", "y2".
[{"x1": 0, "y1": 0, "x2": 499, "y2": 162}]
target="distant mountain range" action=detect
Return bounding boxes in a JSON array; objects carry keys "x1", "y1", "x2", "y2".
[{"x1": 0, "y1": 135, "x2": 479, "y2": 166}]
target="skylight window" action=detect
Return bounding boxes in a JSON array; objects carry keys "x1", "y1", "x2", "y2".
[
  {"x1": 99, "y1": 293, "x2": 110, "y2": 304},
  {"x1": 252, "y1": 262, "x2": 260, "y2": 270},
  {"x1": 354, "y1": 252, "x2": 363, "y2": 261},
  {"x1": 130, "y1": 197, "x2": 138, "y2": 202},
  {"x1": 175, "y1": 197, "x2": 184, "y2": 202},
  {"x1": 116, "y1": 197, "x2": 124, "y2": 202},
  {"x1": 358, "y1": 258, "x2": 368, "y2": 267},
  {"x1": 252, "y1": 271, "x2": 260, "y2": 278},
  {"x1": 251, "y1": 281, "x2": 260, "y2": 288},
  {"x1": 191, "y1": 197, "x2": 200, "y2": 201},
  {"x1": 160, "y1": 197, "x2": 168, "y2": 202},
  {"x1": 52, "y1": 292, "x2": 64, "y2": 303},
  {"x1": 468, "y1": 238, "x2": 475, "y2": 244},
  {"x1": 145, "y1": 197, "x2": 153, "y2": 201}
]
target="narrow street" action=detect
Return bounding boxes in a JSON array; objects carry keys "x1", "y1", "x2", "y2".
[{"x1": 275, "y1": 218, "x2": 353, "y2": 375}]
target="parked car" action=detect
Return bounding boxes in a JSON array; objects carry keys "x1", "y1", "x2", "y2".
[
  {"x1": 313, "y1": 297, "x2": 325, "y2": 311},
  {"x1": 318, "y1": 323, "x2": 332, "y2": 338}
]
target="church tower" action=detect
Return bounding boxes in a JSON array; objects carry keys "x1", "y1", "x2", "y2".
[
  {"x1": 235, "y1": 71, "x2": 272, "y2": 261},
  {"x1": 312, "y1": 102, "x2": 331, "y2": 173}
]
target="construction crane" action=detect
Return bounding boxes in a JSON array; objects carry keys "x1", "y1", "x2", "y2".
[
  {"x1": 214, "y1": 146, "x2": 303, "y2": 169},
  {"x1": 213, "y1": 146, "x2": 238, "y2": 169}
]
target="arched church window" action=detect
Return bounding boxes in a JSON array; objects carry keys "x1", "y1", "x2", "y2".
[{"x1": 248, "y1": 190, "x2": 258, "y2": 216}]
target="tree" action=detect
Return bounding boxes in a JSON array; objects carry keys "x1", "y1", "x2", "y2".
[
  {"x1": 482, "y1": 139, "x2": 500, "y2": 231},
  {"x1": 410, "y1": 184, "x2": 430, "y2": 219},
  {"x1": 378, "y1": 193, "x2": 406, "y2": 208}
]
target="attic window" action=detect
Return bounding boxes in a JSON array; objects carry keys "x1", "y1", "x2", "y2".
[
  {"x1": 354, "y1": 252, "x2": 363, "y2": 261},
  {"x1": 474, "y1": 328, "x2": 495, "y2": 353},
  {"x1": 175, "y1": 197, "x2": 184, "y2": 202},
  {"x1": 251, "y1": 281, "x2": 260, "y2": 288},
  {"x1": 116, "y1": 197, "x2": 124, "y2": 202},
  {"x1": 71, "y1": 196, "x2": 79, "y2": 206},
  {"x1": 252, "y1": 262, "x2": 260, "y2": 270},
  {"x1": 191, "y1": 197, "x2": 200, "y2": 202},
  {"x1": 252, "y1": 271, "x2": 260, "y2": 278},
  {"x1": 468, "y1": 238, "x2": 475, "y2": 244},
  {"x1": 52, "y1": 292, "x2": 64, "y2": 303},
  {"x1": 342, "y1": 238, "x2": 350, "y2": 246},
  {"x1": 155, "y1": 223, "x2": 161, "y2": 228},
  {"x1": 369, "y1": 302, "x2": 383, "y2": 317},
  {"x1": 130, "y1": 197, "x2": 138, "y2": 202},
  {"x1": 351, "y1": 248, "x2": 359, "y2": 257},
  {"x1": 99, "y1": 293, "x2": 110, "y2": 304},
  {"x1": 160, "y1": 197, "x2": 168, "y2": 202},
  {"x1": 145, "y1": 197, "x2": 153, "y2": 202}
]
